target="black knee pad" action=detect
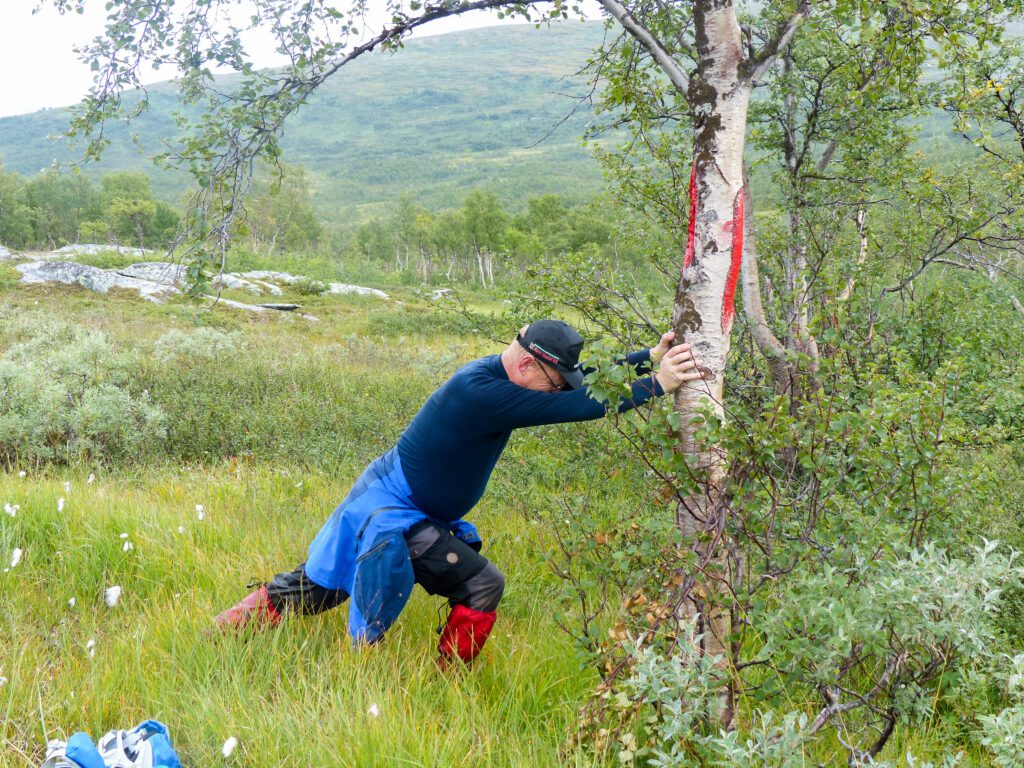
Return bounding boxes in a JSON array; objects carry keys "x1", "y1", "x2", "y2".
[{"x1": 463, "y1": 562, "x2": 504, "y2": 613}]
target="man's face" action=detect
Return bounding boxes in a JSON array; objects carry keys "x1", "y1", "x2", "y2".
[{"x1": 524, "y1": 356, "x2": 567, "y2": 392}]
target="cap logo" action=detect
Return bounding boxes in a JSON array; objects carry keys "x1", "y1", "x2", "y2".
[{"x1": 527, "y1": 342, "x2": 560, "y2": 366}]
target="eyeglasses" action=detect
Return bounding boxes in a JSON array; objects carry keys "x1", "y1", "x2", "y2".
[
  {"x1": 516, "y1": 332, "x2": 569, "y2": 391},
  {"x1": 535, "y1": 360, "x2": 568, "y2": 392}
]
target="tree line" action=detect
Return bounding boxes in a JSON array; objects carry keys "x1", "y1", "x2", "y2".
[
  {"x1": 0, "y1": 160, "x2": 629, "y2": 289},
  {"x1": 0, "y1": 166, "x2": 180, "y2": 251}
]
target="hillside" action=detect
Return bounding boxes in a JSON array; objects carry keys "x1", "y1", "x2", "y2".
[{"x1": 0, "y1": 23, "x2": 611, "y2": 218}]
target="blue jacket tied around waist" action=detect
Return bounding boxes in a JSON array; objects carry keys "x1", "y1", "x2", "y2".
[{"x1": 305, "y1": 449, "x2": 480, "y2": 644}]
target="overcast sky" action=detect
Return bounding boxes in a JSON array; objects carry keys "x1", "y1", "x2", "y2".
[{"x1": 0, "y1": 3, "x2": 557, "y2": 119}]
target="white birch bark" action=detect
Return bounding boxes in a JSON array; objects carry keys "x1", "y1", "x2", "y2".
[{"x1": 670, "y1": 1, "x2": 752, "y2": 724}]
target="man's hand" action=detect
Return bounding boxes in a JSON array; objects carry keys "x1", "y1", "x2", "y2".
[
  {"x1": 655, "y1": 341, "x2": 710, "y2": 394},
  {"x1": 649, "y1": 330, "x2": 675, "y2": 365}
]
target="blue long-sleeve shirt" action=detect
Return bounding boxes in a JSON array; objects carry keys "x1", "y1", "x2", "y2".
[{"x1": 396, "y1": 350, "x2": 662, "y2": 521}]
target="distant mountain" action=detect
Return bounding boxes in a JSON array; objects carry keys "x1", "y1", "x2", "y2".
[{"x1": 0, "y1": 23, "x2": 612, "y2": 218}]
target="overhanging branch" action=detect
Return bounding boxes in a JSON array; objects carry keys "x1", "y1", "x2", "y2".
[
  {"x1": 599, "y1": 0, "x2": 690, "y2": 94},
  {"x1": 315, "y1": 0, "x2": 557, "y2": 86}
]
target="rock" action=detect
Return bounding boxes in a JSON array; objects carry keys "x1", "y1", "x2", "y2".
[
  {"x1": 14, "y1": 259, "x2": 384, "y2": 309},
  {"x1": 328, "y1": 282, "x2": 389, "y2": 299},
  {"x1": 116, "y1": 262, "x2": 189, "y2": 286},
  {"x1": 213, "y1": 273, "x2": 264, "y2": 294},
  {"x1": 239, "y1": 270, "x2": 302, "y2": 284},
  {"x1": 16, "y1": 261, "x2": 178, "y2": 303},
  {"x1": 245, "y1": 279, "x2": 284, "y2": 296},
  {"x1": 17, "y1": 261, "x2": 116, "y2": 292},
  {"x1": 0, "y1": 245, "x2": 12, "y2": 260},
  {"x1": 238, "y1": 271, "x2": 387, "y2": 298},
  {"x1": 110, "y1": 273, "x2": 178, "y2": 303},
  {"x1": 54, "y1": 244, "x2": 154, "y2": 258},
  {"x1": 203, "y1": 296, "x2": 269, "y2": 313}
]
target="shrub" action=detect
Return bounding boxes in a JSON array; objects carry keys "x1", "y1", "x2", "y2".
[
  {"x1": 979, "y1": 654, "x2": 1024, "y2": 768},
  {"x1": 292, "y1": 276, "x2": 328, "y2": 295},
  {"x1": 0, "y1": 321, "x2": 165, "y2": 464},
  {"x1": 153, "y1": 327, "x2": 243, "y2": 363}
]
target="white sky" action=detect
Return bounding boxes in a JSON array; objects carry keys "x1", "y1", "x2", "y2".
[{"x1": 0, "y1": 2, "x2": 568, "y2": 119}]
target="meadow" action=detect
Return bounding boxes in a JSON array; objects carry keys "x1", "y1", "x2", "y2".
[
  {"x1": 1, "y1": 263, "x2": 1022, "y2": 767},
  {"x1": 0, "y1": 274, "x2": 648, "y2": 766}
]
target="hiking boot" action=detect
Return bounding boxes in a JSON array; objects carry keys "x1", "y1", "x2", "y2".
[{"x1": 213, "y1": 585, "x2": 283, "y2": 631}]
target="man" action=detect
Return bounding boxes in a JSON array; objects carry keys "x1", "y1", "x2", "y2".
[{"x1": 215, "y1": 320, "x2": 706, "y2": 667}]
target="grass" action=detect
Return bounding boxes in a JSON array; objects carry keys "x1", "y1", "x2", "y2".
[
  {"x1": 0, "y1": 465, "x2": 598, "y2": 766},
  {"x1": 0, "y1": 276, "x2": 1014, "y2": 766},
  {"x1": 0, "y1": 280, "x2": 612, "y2": 766}
]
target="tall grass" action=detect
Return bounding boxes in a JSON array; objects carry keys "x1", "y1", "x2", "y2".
[
  {"x1": 0, "y1": 466, "x2": 597, "y2": 766},
  {"x1": 0, "y1": 288, "x2": 609, "y2": 766}
]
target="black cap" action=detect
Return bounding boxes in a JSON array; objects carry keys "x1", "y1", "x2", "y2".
[{"x1": 516, "y1": 320, "x2": 585, "y2": 390}]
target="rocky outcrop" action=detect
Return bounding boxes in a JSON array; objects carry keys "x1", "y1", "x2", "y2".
[
  {"x1": 0, "y1": 245, "x2": 12, "y2": 260},
  {"x1": 13, "y1": 258, "x2": 388, "y2": 311},
  {"x1": 116, "y1": 262, "x2": 189, "y2": 286},
  {"x1": 239, "y1": 271, "x2": 388, "y2": 299},
  {"x1": 15, "y1": 261, "x2": 178, "y2": 303}
]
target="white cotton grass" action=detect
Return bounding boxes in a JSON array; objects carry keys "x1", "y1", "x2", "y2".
[
  {"x1": 222, "y1": 737, "x2": 238, "y2": 757},
  {"x1": 367, "y1": 703, "x2": 380, "y2": 717},
  {"x1": 122, "y1": 541, "x2": 134, "y2": 552},
  {"x1": 87, "y1": 473, "x2": 96, "y2": 484},
  {"x1": 9, "y1": 549, "x2": 22, "y2": 569},
  {"x1": 68, "y1": 597, "x2": 76, "y2": 608},
  {"x1": 4, "y1": 502, "x2": 17, "y2": 517},
  {"x1": 64, "y1": 481, "x2": 71, "y2": 493},
  {"x1": 57, "y1": 497, "x2": 65, "y2": 513},
  {"x1": 177, "y1": 525, "x2": 184, "y2": 534},
  {"x1": 86, "y1": 639, "x2": 96, "y2": 658},
  {"x1": 104, "y1": 585, "x2": 122, "y2": 607},
  {"x1": 18, "y1": 470, "x2": 26, "y2": 478},
  {"x1": 196, "y1": 504, "x2": 205, "y2": 521}
]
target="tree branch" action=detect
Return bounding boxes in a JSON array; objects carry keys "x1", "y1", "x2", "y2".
[
  {"x1": 739, "y1": 180, "x2": 790, "y2": 389},
  {"x1": 746, "y1": 0, "x2": 812, "y2": 83},
  {"x1": 598, "y1": 0, "x2": 690, "y2": 94},
  {"x1": 314, "y1": 0, "x2": 557, "y2": 87}
]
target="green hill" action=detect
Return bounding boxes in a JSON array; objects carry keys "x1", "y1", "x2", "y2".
[{"x1": 0, "y1": 22, "x2": 611, "y2": 218}]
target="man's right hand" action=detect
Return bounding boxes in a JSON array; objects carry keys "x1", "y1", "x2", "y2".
[{"x1": 654, "y1": 342, "x2": 710, "y2": 393}]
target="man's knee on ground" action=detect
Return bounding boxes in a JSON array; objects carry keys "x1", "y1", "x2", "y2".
[{"x1": 464, "y1": 562, "x2": 505, "y2": 613}]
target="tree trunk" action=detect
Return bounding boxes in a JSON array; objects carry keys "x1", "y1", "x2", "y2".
[
  {"x1": 672, "y1": 0, "x2": 752, "y2": 727},
  {"x1": 839, "y1": 207, "x2": 869, "y2": 302},
  {"x1": 741, "y1": 183, "x2": 789, "y2": 389}
]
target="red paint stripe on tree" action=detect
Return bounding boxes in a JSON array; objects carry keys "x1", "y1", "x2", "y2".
[
  {"x1": 684, "y1": 161, "x2": 697, "y2": 269},
  {"x1": 721, "y1": 187, "x2": 745, "y2": 334}
]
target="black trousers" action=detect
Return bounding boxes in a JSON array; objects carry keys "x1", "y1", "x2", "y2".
[{"x1": 265, "y1": 521, "x2": 505, "y2": 616}]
